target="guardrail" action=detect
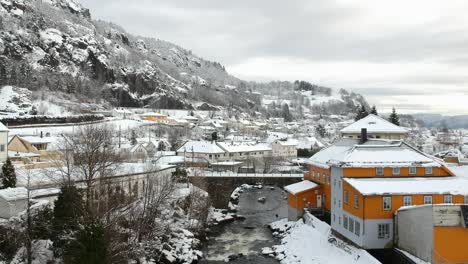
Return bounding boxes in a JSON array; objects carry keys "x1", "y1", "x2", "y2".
[{"x1": 188, "y1": 171, "x2": 304, "y2": 178}]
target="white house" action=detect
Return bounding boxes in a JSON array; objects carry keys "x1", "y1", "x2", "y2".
[
  {"x1": 340, "y1": 114, "x2": 408, "y2": 140},
  {"x1": 272, "y1": 139, "x2": 298, "y2": 158},
  {"x1": 0, "y1": 122, "x2": 8, "y2": 163},
  {"x1": 0, "y1": 187, "x2": 28, "y2": 219}
]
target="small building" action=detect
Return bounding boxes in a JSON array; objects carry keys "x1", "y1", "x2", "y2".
[
  {"x1": 272, "y1": 139, "x2": 298, "y2": 158},
  {"x1": 396, "y1": 204, "x2": 468, "y2": 263},
  {"x1": 0, "y1": 122, "x2": 8, "y2": 163},
  {"x1": 140, "y1": 112, "x2": 169, "y2": 123},
  {"x1": 340, "y1": 114, "x2": 408, "y2": 140},
  {"x1": 211, "y1": 161, "x2": 244, "y2": 172},
  {"x1": 0, "y1": 187, "x2": 28, "y2": 219},
  {"x1": 7, "y1": 135, "x2": 42, "y2": 162},
  {"x1": 285, "y1": 180, "x2": 320, "y2": 220}
]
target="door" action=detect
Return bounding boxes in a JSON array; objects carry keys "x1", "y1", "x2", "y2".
[{"x1": 317, "y1": 195, "x2": 322, "y2": 208}]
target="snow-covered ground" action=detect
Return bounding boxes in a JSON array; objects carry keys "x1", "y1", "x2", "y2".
[{"x1": 268, "y1": 216, "x2": 380, "y2": 264}]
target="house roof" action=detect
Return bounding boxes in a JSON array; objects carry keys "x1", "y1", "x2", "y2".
[
  {"x1": 307, "y1": 138, "x2": 443, "y2": 169},
  {"x1": 0, "y1": 122, "x2": 8, "y2": 132},
  {"x1": 177, "y1": 141, "x2": 225, "y2": 154},
  {"x1": 340, "y1": 114, "x2": 408, "y2": 134},
  {"x1": 216, "y1": 142, "x2": 271, "y2": 153},
  {"x1": 344, "y1": 176, "x2": 468, "y2": 196},
  {"x1": 284, "y1": 180, "x2": 319, "y2": 195}
]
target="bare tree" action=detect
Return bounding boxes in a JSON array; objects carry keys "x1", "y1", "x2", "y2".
[{"x1": 64, "y1": 125, "x2": 121, "y2": 215}]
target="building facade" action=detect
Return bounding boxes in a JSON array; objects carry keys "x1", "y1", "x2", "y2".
[{"x1": 0, "y1": 122, "x2": 8, "y2": 163}]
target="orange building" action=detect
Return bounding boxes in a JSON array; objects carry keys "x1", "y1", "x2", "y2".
[
  {"x1": 285, "y1": 120, "x2": 468, "y2": 262},
  {"x1": 140, "y1": 112, "x2": 169, "y2": 123}
]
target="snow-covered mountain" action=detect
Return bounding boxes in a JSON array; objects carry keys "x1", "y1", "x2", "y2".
[{"x1": 0, "y1": 0, "x2": 369, "y2": 115}]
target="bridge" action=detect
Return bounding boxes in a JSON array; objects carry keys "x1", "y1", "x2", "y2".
[{"x1": 189, "y1": 171, "x2": 303, "y2": 208}]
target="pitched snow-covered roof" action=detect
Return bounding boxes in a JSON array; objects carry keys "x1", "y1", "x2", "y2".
[
  {"x1": 341, "y1": 114, "x2": 408, "y2": 134},
  {"x1": 284, "y1": 180, "x2": 319, "y2": 195},
  {"x1": 308, "y1": 138, "x2": 443, "y2": 168},
  {"x1": 177, "y1": 141, "x2": 225, "y2": 154},
  {"x1": 216, "y1": 142, "x2": 271, "y2": 153},
  {"x1": 0, "y1": 122, "x2": 8, "y2": 132},
  {"x1": 0, "y1": 187, "x2": 28, "y2": 201},
  {"x1": 338, "y1": 143, "x2": 441, "y2": 167},
  {"x1": 344, "y1": 176, "x2": 468, "y2": 196}
]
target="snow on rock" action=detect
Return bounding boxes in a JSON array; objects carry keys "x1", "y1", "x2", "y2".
[
  {"x1": 209, "y1": 208, "x2": 235, "y2": 224},
  {"x1": 257, "y1": 196, "x2": 266, "y2": 203},
  {"x1": 40, "y1": 28, "x2": 64, "y2": 46},
  {"x1": 269, "y1": 218, "x2": 380, "y2": 264}
]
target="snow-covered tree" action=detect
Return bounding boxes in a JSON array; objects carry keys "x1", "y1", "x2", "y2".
[
  {"x1": 1, "y1": 159, "x2": 16, "y2": 189},
  {"x1": 354, "y1": 105, "x2": 369, "y2": 121},
  {"x1": 370, "y1": 105, "x2": 378, "y2": 115},
  {"x1": 388, "y1": 107, "x2": 400, "y2": 126}
]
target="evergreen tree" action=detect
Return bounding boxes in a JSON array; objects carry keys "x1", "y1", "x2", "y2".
[
  {"x1": 282, "y1": 103, "x2": 293, "y2": 122},
  {"x1": 370, "y1": 105, "x2": 378, "y2": 115},
  {"x1": 130, "y1": 130, "x2": 137, "y2": 145},
  {"x1": 388, "y1": 107, "x2": 400, "y2": 126},
  {"x1": 1, "y1": 159, "x2": 16, "y2": 189},
  {"x1": 52, "y1": 185, "x2": 85, "y2": 259},
  {"x1": 0, "y1": 64, "x2": 7, "y2": 85},
  {"x1": 315, "y1": 124, "x2": 326, "y2": 137},
  {"x1": 354, "y1": 105, "x2": 369, "y2": 121},
  {"x1": 70, "y1": 222, "x2": 108, "y2": 264}
]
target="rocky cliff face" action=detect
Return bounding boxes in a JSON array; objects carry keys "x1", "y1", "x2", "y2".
[{"x1": 0, "y1": 0, "x2": 369, "y2": 115}]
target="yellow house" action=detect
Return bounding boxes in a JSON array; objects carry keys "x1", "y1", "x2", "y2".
[{"x1": 140, "y1": 112, "x2": 169, "y2": 123}]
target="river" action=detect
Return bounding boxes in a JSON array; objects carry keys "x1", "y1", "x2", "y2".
[{"x1": 200, "y1": 186, "x2": 287, "y2": 264}]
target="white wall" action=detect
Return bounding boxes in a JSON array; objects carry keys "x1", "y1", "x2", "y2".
[
  {"x1": 396, "y1": 206, "x2": 434, "y2": 262},
  {"x1": 0, "y1": 131, "x2": 7, "y2": 162},
  {"x1": 363, "y1": 218, "x2": 394, "y2": 249}
]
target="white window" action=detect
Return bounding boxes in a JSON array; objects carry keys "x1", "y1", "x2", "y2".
[
  {"x1": 333, "y1": 214, "x2": 336, "y2": 222},
  {"x1": 409, "y1": 167, "x2": 417, "y2": 175},
  {"x1": 424, "y1": 195, "x2": 433, "y2": 204},
  {"x1": 334, "y1": 198, "x2": 336, "y2": 206},
  {"x1": 334, "y1": 179, "x2": 336, "y2": 186},
  {"x1": 344, "y1": 191, "x2": 349, "y2": 204},
  {"x1": 338, "y1": 180, "x2": 341, "y2": 188},
  {"x1": 355, "y1": 221, "x2": 360, "y2": 237},
  {"x1": 376, "y1": 167, "x2": 384, "y2": 176},
  {"x1": 403, "y1": 196, "x2": 412, "y2": 206},
  {"x1": 378, "y1": 224, "x2": 390, "y2": 239},
  {"x1": 339, "y1": 217, "x2": 341, "y2": 225},
  {"x1": 343, "y1": 215, "x2": 348, "y2": 229},
  {"x1": 425, "y1": 167, "x2": 433, "y2": 175},
  {"x1": 312, "y1": 171, "x2": 315, "y2": 178},
  {"x1": 383, "y1": 196, "x2": 392, "y2": 210},
  {"x1": 444, "y1": 195, "x2": 452, "y2": 204},
  {"x1": 349, "y1": 218, "x2": 354, "y2": 233},
  {"x1": 0, "y1": 144, "x2": 4, "y2": 152},
  {"x1": 392, "y1": 167, "x2": 400, "y2": 176},
  {"x1": 318, "y1": 173, "x2": 321, "y2": 181},
  {"x1": 465, "y1": 195, "x2": 468, "y2": 204},
  {"x1": 354, "y1": 195, "x2": 359, "y2": 209}
]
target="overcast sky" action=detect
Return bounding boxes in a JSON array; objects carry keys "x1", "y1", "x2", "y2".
[{"x1": 79, "y1": 0, "x2": 468, "y2": 115}]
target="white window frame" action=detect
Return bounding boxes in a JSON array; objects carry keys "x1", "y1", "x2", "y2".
[
  {"x1": 425, "y1": 167, "x2": 433, "y2": 175},
  {"x1": 354, "y1": 195, "x2": 359, "y2": 209},
  {"x1": 349, "y1": 218, "x2": 354, "y2": 233},
  {"x1": 392, "y1": 167, "x2": 401, "y2": 176},
  {"x1": 383, "y1": 196, "x2": 392, "y2": 210},
  {"x1": 355, "y1": 221, "x2": 360, "y2": 237},
  {"x1": 376, "y1": 167, "x2": 384, "y2": 176},
  {"x1": 378, "y1": 224, "x2": 390, "y2": 239},
  {"x1": 444, "y1": 195, "x2": 452, "y2": 204},
  {"x1": 343, "y1": 215, "x2": 348, "y2": 229},
  {"x1": 344, "y1": 190, "x2": 349, "y2": 204},
  {"x1": 409, "y1": 166, "x2": 417, "y2": 175},
  {"x1": 424, "y1": 195, "x2": 433, "y2": 204},
  {"x1": 403, "y1": 196, "x2": 412, "y2": 206},
  {"x1": 465, "y1": 195, "x2": 468, "y2": 204}
]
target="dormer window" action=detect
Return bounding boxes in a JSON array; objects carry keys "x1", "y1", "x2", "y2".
[
  {"x1": 425, "y1": 167, "x2": 433, "y2": 175},
  {"x1": 376, "y1": 167, "x2": 384, "y2": 176}
]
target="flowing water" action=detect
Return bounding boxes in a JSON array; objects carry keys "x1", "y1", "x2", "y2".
[{"x1": 200, "y1": 186, "x2": 286, "y2": 264}]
